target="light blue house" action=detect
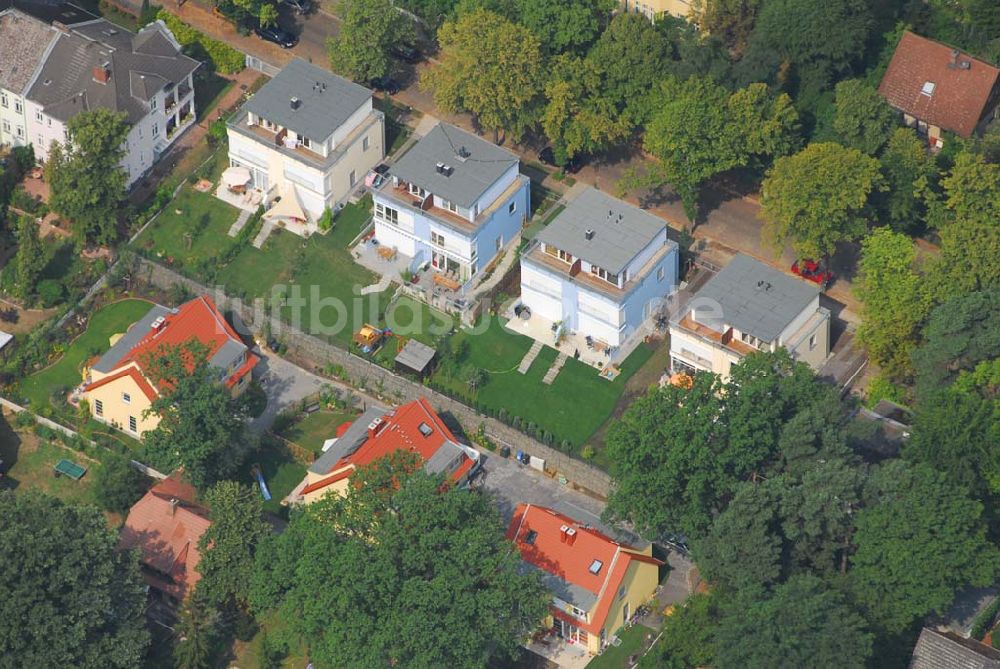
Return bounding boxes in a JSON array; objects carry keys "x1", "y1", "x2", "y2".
[
  {"x1": 371, "y1": 122, "x2": 529, "y2": 287},
  {"x1": 519, "y1": 188, "x2": 679, "y2": 351}
]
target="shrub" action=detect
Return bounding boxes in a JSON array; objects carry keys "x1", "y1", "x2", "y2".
[
  {"x1": 971, "y1": 598, "x2": 1000, "y2": 640},
  {"x1": 36, "y1": 279, "x2": 65, "y2": 307},
  {"x1": 14, "y1": 411, "x2": 35, "y2": 428},
  {"x1": 581, "y1": 445, "x2": 595, "y2": 460},
  {"x1": 317, "y1": 208, "x2": 333, "y2": 232},
  {"x1": 157, "y1": 11, "x2": 245, "y2": 74},
  {"x1": 95, "y1": 453, "x2": 147, "y2": 515},
  {"x1": 865, "y1": 372, "x2": 908, "y2": 409},
  {"x1": 208, "y1": 119, "x2": 228, "y2": 145}
]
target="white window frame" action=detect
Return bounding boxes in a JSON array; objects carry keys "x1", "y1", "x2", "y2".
[
  {"x1": 94, "y1": 399, "x2": 103, "y2": 416},
  {"x1": 431, "y1": 231, "x2": 445, "y2": 247},
  {"x1": 508, "y1": 200, "x2": 516, "y2": 215},
  {"x1": 362, "y1": 135, "x2": 370, "y2": 151},
  {"x1": 128, "y1": 415, "x2": 137, "y2": 433},
  {"x1": 408, "y1": 183, "x2": 427, "y2": 198},
  {"x1": 375, "y1": 202, "x2": 399, "y2": 225},
  {"x1": 122, "y1": 392, "x2": 131, "y2": 404}
]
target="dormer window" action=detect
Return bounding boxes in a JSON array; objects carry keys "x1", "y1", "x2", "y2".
[
  {"x1": 588, "y1": 560, "x2": 603, "y2": 575},
  {"x1": 524, "y1": 530, "x2": 538, "y2": 545},
  {"x1": 418, "y1": 422, "x2": 433, "y2": 437}
]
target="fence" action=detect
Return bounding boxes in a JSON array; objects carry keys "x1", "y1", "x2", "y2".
[
  {"x1": 245, "y1": 54, "x2": 281, "y2": 77},
  {"x1": 136, "y1": 258, "x2": 613, "y2": 497}
]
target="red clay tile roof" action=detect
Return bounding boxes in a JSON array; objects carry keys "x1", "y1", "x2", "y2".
[
  {"x1": 304, "y1": 397, "x2": 476, "y2": 496},
  {"x1": 119, "y1": 474, "x2": 211, "y2": 599},
  {"x1": 507, "y1": 503, "x2": 662, "y2": 636},
  {"x1": 82, "y1": 366, "x2": 158, "y2": 402},
  {"x1": 879, "y1": 31, "x2": 1000, "y2": 138}
]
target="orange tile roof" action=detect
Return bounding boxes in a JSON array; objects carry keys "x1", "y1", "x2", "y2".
[
  {"x1": 879, "y1": 31, "x2": 1000, "y2": 138},
  {"x1": 507, "y1": 503, "x2": 661, "y2": 636},
  {"x1": 82, "y1": 366, "x2": 158, "y2": 402},
  {"x1": 119, "y1": 474, "x2": 211, "y2": 599},
  {"x1": 304, "y1": 397, "x2": 476, "y2": 496}
]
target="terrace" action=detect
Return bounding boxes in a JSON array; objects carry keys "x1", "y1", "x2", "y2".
[{"x1": 672, "y1": 312, "x2": 758, "y2": 357}]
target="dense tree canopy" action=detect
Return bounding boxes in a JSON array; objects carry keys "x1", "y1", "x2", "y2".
[
  {"x1": 760, "y1": 142, "x2": 883, "y2": 259},
  {"x1": 832, "y1": 79, "x2": 897, "y2": 155},
  {"x1": 421, "y1": 9, "x2": 543, "y2": 141},
  {"x1": 328, "y1": 0, "x2": 414, "y2": 83},
  {"x1": 911, "y1": 289, "x2": 1000, "y2": 389},
  {"x1": 514, "y1": 0, "x2": 612, "y2": 56},
  {"x1": 0, "y1": 492, "x2": 149, "y2": 668},
  {"x1": 700, "y1": 0, "x2": 762, "y2": 55},
  {"x1": 877, "y1": 127, "x2": 936, "y2": 234},
  {"x1": 94, "y1": 451, "x2": 147, "y2": 515},
  {"x1": 45, "y1": 108, "x2": 129, "y2": 247},
  {"x1": 250, "y1": 453, "x2": 548, "y2": 668},
  {"x1": 13, "y1": 216, "x2": 44, "y2": 301}
]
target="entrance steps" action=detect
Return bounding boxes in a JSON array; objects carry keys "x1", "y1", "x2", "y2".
[
  {"x1": 518, "y1": 340, "x2": 544, "y2": 374},
  {"x1": 543, "y1": 353, "x2": 569, "y2": 385}
]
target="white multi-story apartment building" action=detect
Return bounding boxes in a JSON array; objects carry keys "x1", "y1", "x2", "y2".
[
  {"x1": 518, "y1": 188, "x2": 679, "y2": 349},
  {"x1": 669, "y1": 254, "x2": 831, "y2": 381},
  {"x1": 226, "y1": 58, "x2": 385, "y2": 230},
  {"x1": 371, "y1": 122, "x2": 529, "y2": 286},
  {"x1": 0, "y1": 6, "x2": 60, "y2": 148},
  {"x1": 23, "y1": 18, "x2": 199, "y2": 188}
]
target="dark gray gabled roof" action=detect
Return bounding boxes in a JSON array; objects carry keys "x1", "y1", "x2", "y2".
[
  {"x1": 208, "y1": 339, "x2": 246, "y2": 374},
  {"x1": 423, "y1": 439, "x2": 467, "y2": 476},
  {"x1": 690, "y1": 254, "x2": 820, "y2": 343},
  {"x1": 910, "y1": 628, "x2": 1000, "y2": 669},
  {"x1": 394, "y1": 339, "x2": 435, "y2": 373},
  {"x1": 536, "y1": 188, "x2": 669, "y2": 275},
  {"x1": 243, "y1": 58, "x2": 372, "y2": 143},
  {"x1": 92, "y1": 304, "x2": 170, "y2": 373},
  {"x1": 27, "y1": 19, "x2": 199, "y2": 124},
  {"x1": 0, "y1": 0, "x2": 96, "y2": 26},
  {"x1": 0, "y1": 8, "x2": 58, "y2": 94},
  {"x1": 390, "y1": 123, "x2": 519, "y2": 209},
  {"x1": 308, "y1": 406, "x2": 388, "y2": 474}
]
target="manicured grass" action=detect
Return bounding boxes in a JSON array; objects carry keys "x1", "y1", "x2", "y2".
[
  {"x1": 135, "y1": 186, "x2": 242, "y2": 269},
  {"x1": 433, "y1": 318, "x2": 654, "y2": 448},
  {"x1": 252, "y1": 436, "x2": 306, "y2": 516},
  {"x1": 194, "y1": 71, "x2": 234, "y2": 121},
  {"x1": 522, "y1": 203, "x2": 565, "y2": 242},
  {"x1": 20, "y1": 299, "x2": 153, "y2": 411},
  {"x1": 278, "y1": 409, "x2": 358, "y2": 454},
  {"x1": 231, "y1": 610, "x2": 310, "y2": 669},
  {"x1": 372, "y1": 295, "x2": 456, "y2": 366},
  {"x1": 587, "y1": 623, "x2": 651, "y2": 669},
  {"x1": 0, "y1": 420, "x2": 104, "y2": 508},
  {"x1": 214, "y1": 195, "x2": 395, "y2": 348}
]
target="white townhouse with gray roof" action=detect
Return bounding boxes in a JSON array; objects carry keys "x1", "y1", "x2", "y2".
[
  {"x1": 669, "y1": 253, "x2": 830, "y2": 381},
  {"x1": 518, "y1": 187, "x2": 679, "y2": 351},
  {"x1": 226, "y1": 58, "x2": 385, "y2": 230},
  {"x1": 4, "y1": 7, "x2": 201, "y2": 188},
  {"x1": 371, "y1": 122, "x2": 529, "y2": 286}
]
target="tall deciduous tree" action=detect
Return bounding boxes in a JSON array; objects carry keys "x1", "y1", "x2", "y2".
[
  {"x1": 45, "y1": 108, "x2": 129, "y2": 247},
  {"x1": 0, "y1": 491, "x2": 149, "y2": 668},
  {"x1": 877, "y1": 127, "x2": 937, "y2": 233},
  {"x1": 541, "y1": 54, "x2": 630, "y2": 164},
  {"x1": 655, "y1": 593, "x2": 718, "y2": 669},
  {"x1": 855, "y1": 228, "x2": 931, "y2": 381},
  {"x1": 197, "y1": 481, "x2": 271, "y2": 608},
  {"x1": 14, "y1": 216, "x2": 44, "y2": 301},
  {"x1": 760, "y1": 142, "x2": 883, "y2": 260},
  {"x1": 514, "y1": 0, "x2": 612, "y2": 56},
  {"x1": 911, "y1": 289, "x2": 1000, "y2": 389},
  {"x1": 850, "y1": 460, "x2": 1000, "y2": 633},
  {"x1": 328, "y1": 0, "x2": 414, "y2": 84},
  {"x1": 715, "y1": 574, "x2": 874, "y2": 667},
  {"x1": 833, "y1": 79, "x2": 897, "y2": 155},
  {"x1": 94, "y1": 451, "x2": 147, "y2": 515},
  {"x1": 700, "y1": 0, "x2": 762, "y2": 54},
  {"x1": 421, "y1": 9, "x2": 543, "y2": 142},
  {"x1": 249, "y1": 452, "x2": 548, "y2": 668},
  {"x1": 141, "y1": 343, "x2": 247, "y2": 489}
]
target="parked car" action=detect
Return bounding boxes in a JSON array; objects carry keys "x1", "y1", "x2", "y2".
[
  {"x1": 538, "y1": 146, "x2": 583, "y2": 174},
  {"x1": 369, "y1": 76, "x2": 400, "y2": 94},
  {"x1": 255, "y1": 25, "x2": 298, "y2": 48},
  {"x1": 391, "y1": 44, "x2": 422, "y2": 64},
  {"x1": 282, "y1": 0, "x2": 312, "y2": 14},
  {"x1": 792, "y1": 259, "x2": 833, "y2": 287}
]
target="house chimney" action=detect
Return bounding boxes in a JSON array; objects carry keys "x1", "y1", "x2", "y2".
[
  {"x1": 565, "y1": 527, "x2": 577, "y2": 546},
  {"x1": 92, "y1": 62, "x2": 111, "y2": 84},
  {"x1": 169, "y1": 498, "x2": 179, "y2": 516},
  {"x1": 584, "y1": 229, "x2": 595, "y2": 241},
  {"x1": 367, "y1": 417, "x2": 385, "y2": 440},
  {"x1": 559, "y1": 524, "x2": 569, "y2": 542},
  {"x1": 951, "y1": 48, "x2": 960, "y2": 66},
  {"x1": 290, "y1": 97, "x2": 301, "y2": 110}
]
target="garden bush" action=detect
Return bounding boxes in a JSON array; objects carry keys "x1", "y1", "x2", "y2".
[
  {"x1": 36, "y1": 279, "x2": 65, "y2": 307},
  {"x1": 157, "y1": 11, "x2": 244, "y2": 74}
]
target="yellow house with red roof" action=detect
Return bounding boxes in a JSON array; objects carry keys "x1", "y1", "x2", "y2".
[
  {"x1": 508, "y1": 503, "x2": 662, "y2": 656},
  {"x1": 288, "y1": 397, "x2": 481, "y2": 505},
  {"x1": 82, "y1": 296, "x2": 258, "y2": 439}
]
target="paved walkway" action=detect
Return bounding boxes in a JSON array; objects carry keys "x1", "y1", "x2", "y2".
[
  {"x1": 252, "y1": 220, "x2": 275, "y2": 248},
  {"x1": 542, "y1": 353, "x2": 568, "y2": 385},
  {"x1": 518, "y1": 340, "x2": 544, "y2": 374},
  {"x1": 227, "y1": 209, "x2": 252, "y2": 237}
]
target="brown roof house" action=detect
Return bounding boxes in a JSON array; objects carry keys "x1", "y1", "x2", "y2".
[
  {"x1": 119, "y1": 473, "x2": 212, "y2": 603},
  {"x1": 879, "y1": 31, "x2": 1000, "y2": 149},
  {"x1": 910, "y1": 627, "x2": 1000, "y2": 669}
]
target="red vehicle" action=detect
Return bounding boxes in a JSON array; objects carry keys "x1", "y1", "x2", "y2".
[{"x1": 792, "y1": 259, "x2": 833, "y2": 288}]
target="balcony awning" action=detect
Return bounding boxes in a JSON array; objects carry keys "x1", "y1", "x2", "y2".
[
  {"x1": 263, "y1": 184, "x2": 307, "y2": 223},
  {"x1": 221, "y1": 166, "x2": 251, "y2": 187}
]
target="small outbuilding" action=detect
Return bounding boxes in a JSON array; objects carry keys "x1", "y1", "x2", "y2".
[{"x1": 394, "y1": 339, "x2": 436, "y2": 377}]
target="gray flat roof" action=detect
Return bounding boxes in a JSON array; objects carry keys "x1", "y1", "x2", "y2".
[
  {"x1": 308, "y1": 406, "x2": 388, "y2": 474},
  {"x1": 394, "y1": 339, "x2": 435, "y2": 373},
  {"x1": 243, "y1": 58, "x2": 372, "y2": 143},
  {"x1": 92, "y1": 304, "x2": 170, "y2": 373},
  {"x1": 389, "y1": 123, "x2": 518, "y2": 209},
  {"x1": 691, "y1": 254, "x2": 820, "y2": 343},
  {"x1": 536, "y1": 188, "x2": 668, "y2": 275},
  {"x1": 517, "y1": 562, "x2": 598, "y2": 612}
]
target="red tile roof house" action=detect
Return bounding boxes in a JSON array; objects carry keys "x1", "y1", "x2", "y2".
[
  {"x1": 81, "y1": 296, "x2": 259, "y2": 439},
  {"x1": 119, "y1": 473, "x2": 212, "y2": 604},
  {"x1": 287, "y1": 397, "x2": 482, "y2": 504},
  {"x1": 879, "y1": 31, "x2": 1000, "y2": 150},
  {"x1": 507, "y1": 503, "x2": 663, "y2": 658}
]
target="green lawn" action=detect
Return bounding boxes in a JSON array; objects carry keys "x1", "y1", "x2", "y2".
[
  {"x1": 135, "y1": 186, "x2": 242, "y2": 270},
  {"x1": 433, "y1": 318, "x2": 654, "y2": 449},
  {"x1": 20, "y1": 299, "x2": 154, "y2": 412},
  {"x1": 587, "y1": 624, "x2": 652, "y2": 669},
  {"x1": 252, "y1": 436, "x2": 306, "y2": 516},
  {"x1": 213, "y1": 195, "x2": 395, "y2": 348},
  {"x1": 232, "y1": 610, "x2": 310, "y2": 668},
  {"x1": 278, "y1": 409, "x2": 359, "y2": 454}
]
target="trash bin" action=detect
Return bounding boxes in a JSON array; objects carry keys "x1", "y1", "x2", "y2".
[
  {"x1": 499, "y1": 445, "x2": 511, "y2": 459},
  {"x1": 516, "y1": 450, "x2": 524, "y2": 464}
]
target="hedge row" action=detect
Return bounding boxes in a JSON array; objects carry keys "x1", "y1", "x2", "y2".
[{"x1": 157, "y1": 10, "x2": 245, "y2": 74}]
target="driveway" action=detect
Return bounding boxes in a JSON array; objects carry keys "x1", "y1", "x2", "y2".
[{"x1": 249, "y1": 350, "x2": 335, "y2": 432}]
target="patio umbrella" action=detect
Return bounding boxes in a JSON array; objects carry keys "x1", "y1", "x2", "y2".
[
  {"x1": 221, "y1": 165, "x2": 252, "y2": 187},
  {"x1": 263, "y1": 184, "x2": 307, "y2": 223}
]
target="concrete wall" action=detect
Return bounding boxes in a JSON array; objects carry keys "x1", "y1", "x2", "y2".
[{"x1": 137, "y1": 258, "x2": 613, "y2": 497}]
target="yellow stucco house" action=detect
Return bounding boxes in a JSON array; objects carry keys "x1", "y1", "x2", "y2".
[
  {"x1": 619, "y1": 0, "x2": 698, "y2": 22},
  {"x1": 508, "y1": 503, "x2": 662, "y2": 656},
  {"x1": 82, "y1": 296, "x2": 258, "y2": 439}
]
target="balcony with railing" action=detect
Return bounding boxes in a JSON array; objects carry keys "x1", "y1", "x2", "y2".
[{"x1": 673, "y1": 312, "x2": 757, "y2": 358}]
